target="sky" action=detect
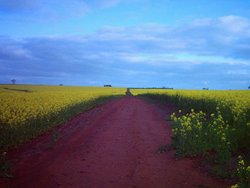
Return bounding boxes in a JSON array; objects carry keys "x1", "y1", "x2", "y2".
[{"x1": 0, "y1": 0, "x2": 250, "y2": 89}]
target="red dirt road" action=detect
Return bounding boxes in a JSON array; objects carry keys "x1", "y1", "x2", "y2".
[{"x1": 0, "y1": 96, "x2": 227, "y2": 188}]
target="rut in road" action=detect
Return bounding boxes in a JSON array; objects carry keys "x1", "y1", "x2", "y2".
[{"x1": 0, "y1": 96, "x2": 227, "y2": 188}]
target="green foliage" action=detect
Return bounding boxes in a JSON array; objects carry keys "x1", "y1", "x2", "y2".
[
  {"x1": 231, "y1": 156, "x2": 250, "y2": 188},
  {"x1": 132, "y1": 89, "x2": 250, "y2": 186},
  {"x1": 132, "y1": 90, "x2": 250, "y2": 153},
  {"x1": 0, "y1": 152, "x2": 13, "y2": 178},
  {"x1": 171, "y1": 109, "x2": 231, "y2": 163}
]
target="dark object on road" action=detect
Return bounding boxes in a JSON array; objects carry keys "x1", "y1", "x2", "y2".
[{"x1": 126, "y1": 88, "x2": 132, "y2": 96}]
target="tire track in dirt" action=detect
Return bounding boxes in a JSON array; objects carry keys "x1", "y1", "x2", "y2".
[{"x1": 0, "y1": 96, "x2": 227, "y2": 188}]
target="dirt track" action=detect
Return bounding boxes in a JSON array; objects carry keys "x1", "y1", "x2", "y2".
[{"x1": 0, "y1": 96, "x2": 227, "y2": 188}]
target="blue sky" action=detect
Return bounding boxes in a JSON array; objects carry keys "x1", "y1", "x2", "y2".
[{"x1": 0, "y1": 0, "x2": 250, "y2": 89}]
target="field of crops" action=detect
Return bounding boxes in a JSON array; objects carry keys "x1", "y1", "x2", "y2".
[
  {"x1": 1, "y1": 85, "x2": 249, "y2": 186},
  {"x1": 0, "y1": 85, "x2": 125, "y2": 150},
  {"x1": 131, "y1": 89, "x2": 250, "y2": 186}
]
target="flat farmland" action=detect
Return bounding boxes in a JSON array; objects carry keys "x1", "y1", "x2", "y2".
[{"x1": 0, "y1": 86, "x2": 249, "y2": 187}]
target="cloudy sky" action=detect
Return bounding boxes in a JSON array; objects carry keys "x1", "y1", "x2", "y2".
[{"x1": 0, "y1": 0, "x2": 250, "y2": 89}]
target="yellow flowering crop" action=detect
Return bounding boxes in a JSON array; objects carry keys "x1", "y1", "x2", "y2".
[{"x1": 0, "y1": 85, "x2": 125, "y2": 150}]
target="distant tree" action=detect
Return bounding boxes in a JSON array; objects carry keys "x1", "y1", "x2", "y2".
[
  {"x1": 248, "y1": 85, "x2": 250, "y2": 89},
  {"x1": 59, "y1": 84, "x2": 63, "y2": 86},
  {"x1": 11, "y1": 79, "x2": 16, "y2": 84},
  {"x1": 203, "y1": 88, "x2": 209, "y2": 90},
  {"x1": 104, "y1": 85, "x2": 112, "y2": 87}
]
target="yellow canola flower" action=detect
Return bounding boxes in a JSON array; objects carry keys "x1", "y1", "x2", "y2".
[{"x1": 0, "y1": 85, "x2": 125, "y2": 128}]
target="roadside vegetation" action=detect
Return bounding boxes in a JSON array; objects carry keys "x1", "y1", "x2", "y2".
[
  {"x1": 0, "y1": 85, "x2": 125, "y2": 151},
  {"x1": 131, "y1": 89, "x2": 250, "y2": 187}
]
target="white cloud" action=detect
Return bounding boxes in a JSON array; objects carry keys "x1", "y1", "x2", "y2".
[
  {"x1": 192, "y1": 18, "x2": 213, "y2": 27},
  {"x1": 33, "y1": 15, "x2": 250, "y2": 68},
  {"x1": 218, "y1": 15, "x2": 250, "y2": 33},
  {"x1": 226, "y1": 70, "x2": 249, "y2": 75},
  {"x1": 0, "y1": 44, "x2": 35, "y2": 60},
  {"x1": 1, "y1": 15, "x2": 250, "y2": 88}
]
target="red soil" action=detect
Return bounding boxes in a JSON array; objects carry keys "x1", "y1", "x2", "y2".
[{"x1": 0, "y1": 96, "x2": 228, "y2": 188}]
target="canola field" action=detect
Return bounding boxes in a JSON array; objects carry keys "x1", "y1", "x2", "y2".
[
  {"x1": 131, "y1": 89, "x2": 250, "y2": 185},
  {"x1": 0, "y1": 85, "x2": 125, "y2": 150},
  {"x1": 131, "y1": 89, "x2": 250, "y2": 153}
]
